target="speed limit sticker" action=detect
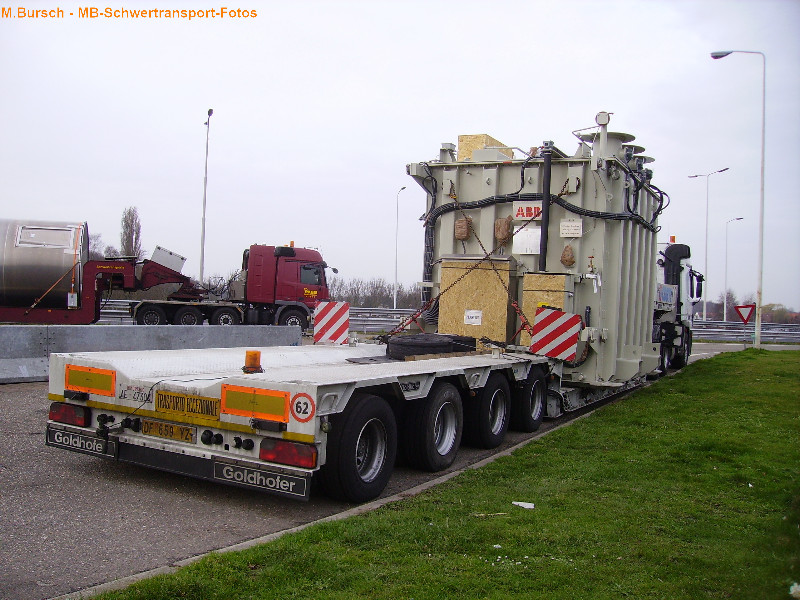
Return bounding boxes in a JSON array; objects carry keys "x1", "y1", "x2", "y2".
[{"x1": 291, "y1": 393, "x2": 316, "y2": 423}]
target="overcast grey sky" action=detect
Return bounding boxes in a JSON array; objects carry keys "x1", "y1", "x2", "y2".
[{"x1": 2, "y1": 0, "x2": 798, "y2": 309}]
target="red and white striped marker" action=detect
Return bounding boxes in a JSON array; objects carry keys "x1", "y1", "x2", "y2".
[
  {"x1": 313, "y1": 301, "x2": 350, "y2": 345},
  {"x1": 529, "y1": 307, "x2": 582, "y2": 361}
]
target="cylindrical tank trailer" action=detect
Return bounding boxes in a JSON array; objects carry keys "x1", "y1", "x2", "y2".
[{"x1": 0, "y1": 219, "x2": 89, "y2": 309}]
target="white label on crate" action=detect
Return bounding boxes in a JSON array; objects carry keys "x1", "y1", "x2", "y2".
[
  {"x1": 513, "y1": 225, "x2": 541, "y2": 254},
  {"x1": 560, "y1": 219, "x2": 583, "y2": 238},
  {"x1": 464, "y1": 310, "x2": 483, "y2": 326}
]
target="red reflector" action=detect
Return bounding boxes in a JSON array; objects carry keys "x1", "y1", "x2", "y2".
[
  {"x1": 49, "y1": 402, "x2": 91, "y2": 427},
  {"x1": 259, "y1": 438, "x2": 317, "y2": 469}
]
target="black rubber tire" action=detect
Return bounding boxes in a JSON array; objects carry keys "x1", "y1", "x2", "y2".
[
  {"x1": 657, "y1": 344, "x2": 671, "y2": 375},
  {"x1": 387, "y1": 334, "x2": 453, "y2": 360},
  {"x1": 318, "y1": 393, "x2": 397, "y2": 503},
  {"x1": 511, "y1": 366, "x2": 546, "y2": 433},
  {"x1": 671, "y1": 329, "x2": 691, "y2": 369},
  {"x1": 464, "y1": 372, "x2": 511, "y2": 449},
  {"x1": 210, "y1": 307, "x2": 241, "y2": 326},
  {"x1": 278, "y1": 308, "x2": 309, "y2": 329},
  {"x1": 173, "y1": 306, "x2": 204, "y2": 325},
  {"x1": 136, "y1": 304, "x2": 167, "y2": 326},
  {"x1": 402, "y1": 381, "x2": 463, "y2": 472}
]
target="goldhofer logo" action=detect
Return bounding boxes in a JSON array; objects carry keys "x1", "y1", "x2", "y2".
[
  {"x1": 214, "y1": 463, "x2": 307, "y2": 497},
  {"x1": 49, "y1": 430, "x2": 106, "y2": 454}
]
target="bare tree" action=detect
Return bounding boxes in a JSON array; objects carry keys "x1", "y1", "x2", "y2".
[
  {"x1": 88, "y1": 233, "x2": 106, "y2": 261},
  {"x1": 120, "y1": 206, "x2": 145, "y2": 260},
  {"x1": 328, "y1": 276, "x2": 421, "y2": 309}
]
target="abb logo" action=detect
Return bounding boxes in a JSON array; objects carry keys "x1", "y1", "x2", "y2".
[
  {"x1": 515, "y1": 206, "x2": 541, "y2": 219},
  {"x1": 512, "y1": 201, "x2": 543, "y2": 221}
]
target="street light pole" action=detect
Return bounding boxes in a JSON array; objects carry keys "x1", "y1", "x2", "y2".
[
  {"x1": 200, "y1": 108, "x2": 213, "y2": 285},
  {"x1": 712, "y1": 49, "x2": 766, "y2": 348},
  {"x1": 724, "y1": 217, "x2": 743, "y2": 321},
  {"x1": 394, "y1": 186, "x2": 406, "y2": 309},
  {"x1": 688, "y1": 167, "x2": 729, "y2": 320}
]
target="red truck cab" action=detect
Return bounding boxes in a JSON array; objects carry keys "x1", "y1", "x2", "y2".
[{"x1": 243, "y1": 245, "x2": 331, "y2": 328}]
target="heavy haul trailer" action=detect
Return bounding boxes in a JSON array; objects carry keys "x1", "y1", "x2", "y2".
[
  {"x1": 45, "y1": 344, "x2": 549, "y2": 502},
  {"x1": 45, "y1": 113, "x2": 697, "y2": 502}
]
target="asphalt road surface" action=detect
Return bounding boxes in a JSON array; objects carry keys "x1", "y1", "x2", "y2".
[{"x1": 1, "y1": 342, "x2": 794, "y2": 600}]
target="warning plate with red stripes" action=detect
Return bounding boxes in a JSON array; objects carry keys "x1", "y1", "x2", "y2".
[
  {"x1": 313, "y1": 301, "x2": 350, "y2": 345},
  {"x1": 529, "y1": 307, "x2": 582, "y2": 361}
]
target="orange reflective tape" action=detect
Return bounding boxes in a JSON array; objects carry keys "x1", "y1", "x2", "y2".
[
  {"x1": 65, "y1": 364, "x2": 116, "y2": 397},
  {"x1": 221, "y1": 384, "x2": 289, "y2": 422}
]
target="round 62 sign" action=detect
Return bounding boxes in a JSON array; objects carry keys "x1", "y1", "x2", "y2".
[{"x1": 291, "y1": 393, "x2": 316, "y2": 423}]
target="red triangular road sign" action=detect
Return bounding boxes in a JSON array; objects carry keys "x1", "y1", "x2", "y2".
[{"x1": 734, "y1": 304, "x2": 756, "y2": 324}]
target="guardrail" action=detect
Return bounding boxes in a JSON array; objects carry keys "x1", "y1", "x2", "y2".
[
  {"x1": 691, "y1": 320, "x2": 800, "y2": 343},
  {"x1": 98, "y1": 301, "x2": 800, "y2": 342},
  {"x1": 98, "y1": 300, "x2": 418, "y2": 331}
]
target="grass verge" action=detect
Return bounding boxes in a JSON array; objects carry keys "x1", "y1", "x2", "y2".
[{"x1": 98, "y1": 349, "x2": 799, "y2": 600}]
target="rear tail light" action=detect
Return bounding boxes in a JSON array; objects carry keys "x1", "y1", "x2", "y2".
[
  {"x1": 259, "y1": 438, "x2": 317, "y2": 469},
  {"x1": 49, "y1": 402, "x2": 91, "y2": 427}
]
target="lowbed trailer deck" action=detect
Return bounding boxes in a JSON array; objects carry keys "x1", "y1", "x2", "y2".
[{"x1": 46, "y1": 343, "x2": 548, "y2": 502}]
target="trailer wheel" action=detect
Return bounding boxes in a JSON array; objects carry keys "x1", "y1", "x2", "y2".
[
  {"x1": 278, "y1": 309, "x2": 308, "y2": 330},
  {"x1": 211, "y1": 307, "x2": 240, "y2": 325},
  {"x1": 511, "y1": 366, "x2": 546, "y2": 433},
  {"x1": 136, "y1": 305, "x2": 167, "y2": 326},
  {"x1": 402, "y1": 381, "x2": 463, "y2": 472},
  {"x1": 173, "y1": 306, "x2": 203, "y2": 325},
  {"x1": 464, "y1": 372, "x2": 510, "y2": 449},
  {"x1": 318, "y1": 393, "x2": 397, "y2": 503}
]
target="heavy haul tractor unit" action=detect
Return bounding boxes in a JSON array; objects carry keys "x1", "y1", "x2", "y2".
[
  {"x1": 0, "y1": 218, "x2": 331, "y2": 327},
  {"x1": 44, "y1": 113, "x2": 701, "y2": 503}
]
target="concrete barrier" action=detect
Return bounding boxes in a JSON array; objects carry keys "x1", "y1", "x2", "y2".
[{"x1": 0, "y1": 325, "x2": 301, "y2": 384}]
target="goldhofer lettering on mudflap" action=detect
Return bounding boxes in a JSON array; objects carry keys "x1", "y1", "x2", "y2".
[
  {"x1": 213, "y1": 462, "x2": 309, "y2": 499},
  {"x1": 46, "y1": 427, "x2": 116, "y2": 457}
]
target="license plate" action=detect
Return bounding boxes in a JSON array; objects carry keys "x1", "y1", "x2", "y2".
[{"x1": 141, "y1": 419, "x2": 196, "y2": 443}]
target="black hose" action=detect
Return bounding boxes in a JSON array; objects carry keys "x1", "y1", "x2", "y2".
[{"x1": 538, "y1": 148, "x2": 552, "y2": 271}]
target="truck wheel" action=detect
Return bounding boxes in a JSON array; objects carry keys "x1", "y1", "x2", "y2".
[
  {"x1": 671, "y1": 330, "x2": 691, "y2": 369},
  {"x1": 136, "y1": 305, "x2": 167, "y2": 326},
  {"x1": 278, "y1": 309, "x2": 309, "y2": 330},
  {"x1": 657, "y1": 344, "x2": 671, "y2": 375},
  {"x1": 318, "y1": 393, "x2": 397, "y2": 503},
  {"x1": 511, "y1": 366, "x2": 546, "y2": 433},
  {"x1": 211, "y1": 307, "x2": 240, "y2": 325},
  {"x1": 464, "y1": 372, "x2": 510, "y2": 449},
  {"x1": 402, "y1": 381, "x2": 463, "y2": 472},
  {"x1": 173, "y1": 307, "x2": 203, "y2": 325}
]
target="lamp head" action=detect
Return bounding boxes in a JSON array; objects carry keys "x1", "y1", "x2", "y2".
[
  {"x1": 711, "y1": 51, "x2": 732, "y2": 60},
  {"x1": 208, "y1": 108, "x2": 214, "y2": 117}
]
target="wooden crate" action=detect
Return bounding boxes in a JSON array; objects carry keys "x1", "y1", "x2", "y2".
[{"x1": 438, "y1": 257, "x2": 515, "y2": 344}]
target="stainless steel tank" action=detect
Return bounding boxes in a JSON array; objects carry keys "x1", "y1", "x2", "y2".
[{"x1": 0, "y1": 219, "x2": 89, "y2": 309}]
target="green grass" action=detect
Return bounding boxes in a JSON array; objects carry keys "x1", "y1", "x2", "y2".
[{"x1": 98, "y1": 349, "x2": 799, "y2": 600}]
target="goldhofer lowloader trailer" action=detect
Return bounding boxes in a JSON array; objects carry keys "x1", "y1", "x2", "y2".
[{"x1": 45, "y1": 113, "x2": 699, "y2": 502}]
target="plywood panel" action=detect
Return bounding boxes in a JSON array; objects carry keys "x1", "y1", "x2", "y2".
[
  {"x1": 438, "y1": 259, "x2": 514, "y2": 344},
  {"x1": 457, "y1": 134, "x2": 513, "y2": 162}
]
